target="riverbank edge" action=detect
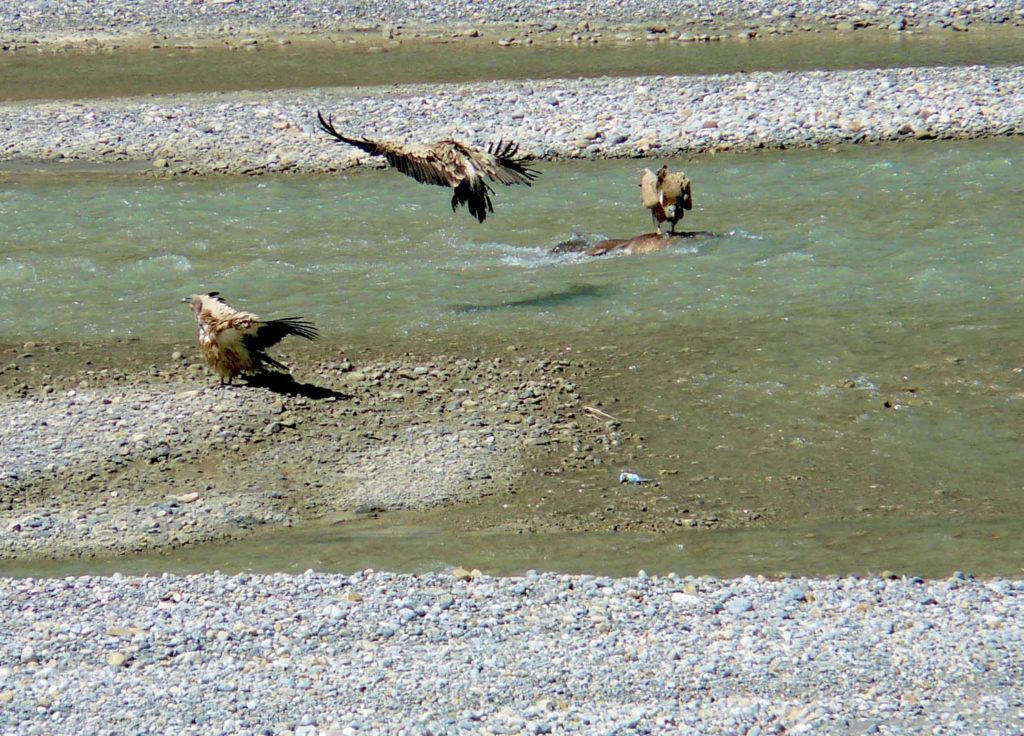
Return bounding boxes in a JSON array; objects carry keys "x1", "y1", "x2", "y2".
[
  {"x1": 0, "y1": 337, "x2": 644, "y2": 563},
  {"x1": 1, "y1": 63, "x2": 1022, "y2": 178},
  {"x1": 4, "y1": 1, "x2": 1022, "y2": 51}
]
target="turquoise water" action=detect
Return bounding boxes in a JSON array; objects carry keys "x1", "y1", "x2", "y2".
[
  {"x1": 2, "y1": 136, "x2": 1024, "y2": 577},
  {"x1": 2, "y1": 139, "x2": 1021, "y2": 344}
]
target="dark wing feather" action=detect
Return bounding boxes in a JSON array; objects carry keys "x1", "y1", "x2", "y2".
[
  {"x1": 249, "y1": 317, "x2": 319, "y2": 350},
  {"x1": 254, "y1": 352, "x2": 290, "y2": 373},
  {"x1": 316, "y1": 110, "x2": 390, "y2": 156},
  {"x1": 483, "y1": 139, "x2": 541, "y2": 185}
]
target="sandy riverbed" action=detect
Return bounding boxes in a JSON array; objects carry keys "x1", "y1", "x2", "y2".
[{"x1": 0, "y1": 337, "x2": 642, "y2": 560}]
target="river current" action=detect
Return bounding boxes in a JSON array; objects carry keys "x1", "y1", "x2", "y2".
[{"x1": 2, "y1": 137, "x2": 1022, "y2": 577}]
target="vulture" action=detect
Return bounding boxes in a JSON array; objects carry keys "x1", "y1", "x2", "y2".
[
  {"x1": 640, "y1": 165, "x2": 693, "y2": 234},
  {"x1": 316, "y1": 110, "x2": 540, "y2": 223},
  {"x1": 182, "y1": 292, "x2": 318, "y2": 385}
]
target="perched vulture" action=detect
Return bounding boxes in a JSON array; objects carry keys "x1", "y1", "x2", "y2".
[
  {"x1": 640, "y1": 165, "x2": 693, "y2": 234},
  {"x1": 316, "y1": 110, "x2": 540, "y2": 223},
  {"x1": 182, "y1": 292, "x2": 318, "y2": 385}
]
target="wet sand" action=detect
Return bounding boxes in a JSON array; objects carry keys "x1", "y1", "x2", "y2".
[{"x1": 0, "y1": 337, "x2": 645, "y2": 560}]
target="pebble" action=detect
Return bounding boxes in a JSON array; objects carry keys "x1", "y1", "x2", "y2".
[
  {"x1": 726, "y1": 596, "x2": 755, "y2": 614},
  {"x1": 0, "y1": 571, "x2": 1019, "y2": 734},
  {"x1": 1, "y1": 354, "x2": 612, "y2": 559},
  {"x1": 781, "y1": 585, "x2": 807, "y2": 604},
  {"x1": 1, "y1": 0, "x2": 1019, "y2": 43},
  {"x1": 0, "y1": 63, "x2": 1021, "y2": 175}
]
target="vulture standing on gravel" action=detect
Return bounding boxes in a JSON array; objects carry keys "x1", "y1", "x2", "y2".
[
  {"x1": 182, "y1": 292, "x2": 318, "y2": 385},
  {"x1": 640, "y1": 165, "x2": 693, "y2": 234},
  {"x1": 316, "y1": 110, "x2": 540, "y2": 223}
]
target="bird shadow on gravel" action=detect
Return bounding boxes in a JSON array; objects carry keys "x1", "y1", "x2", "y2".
[{"x1": 242, "y1": 371, "x2": 350, "y2": 400}]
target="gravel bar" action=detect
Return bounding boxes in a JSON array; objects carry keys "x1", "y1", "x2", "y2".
[
  {"x1": 0, "y1": 570, "x2": 1021, "y2": 735},
  {"x1": 2, "y1": 64, "x2": 1023, "y2": 176},
  {"x1": 2, "y1": 0, "x2": 1024, "y2": 42},
  {"x1": 1, "y1": 350, "x2": 619, "y2": 561}
]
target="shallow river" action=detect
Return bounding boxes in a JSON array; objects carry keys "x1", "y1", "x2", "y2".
[
  {"x1": 2, "y1": 136, "x2": 1023, "y2": 578},
  {"x1": 4, "y1": 27, "x2": 1024, "y2": 101}
]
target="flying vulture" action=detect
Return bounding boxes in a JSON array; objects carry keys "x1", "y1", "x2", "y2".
[
  {"x1": 316, "y1": 110, "x2": 540, "y2": 223},
  {"x1": 182, "y1": 292, "x2": 318, "y2": 385},
  {"x1": 640, "y1": 165, "x2": 693, "y2": 234}
]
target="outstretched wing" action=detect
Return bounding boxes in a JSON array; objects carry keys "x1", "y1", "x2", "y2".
[
  {"x1": 232, "y1": 317, "x2": 316, "y2": 373},
  {"x1": 316, "y1": 110, "x2": 386, "y2": 155},
  {"x1": 317, "y1": 110, "x2": 457, "y2": 188},
  {"x1": 249, "y1": 317, "x2": 318, "y2": 350},
  {"x1": 477, "y1": 139, "x2": 540, "y2": 186}
]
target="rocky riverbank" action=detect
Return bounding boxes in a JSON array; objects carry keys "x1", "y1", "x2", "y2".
[
  {"x1": 2, "y1": 0, "x2": 1023, "y2": 48},
  {"x1": 0, "y1": 341, "x2": 631, "y2": 560},
  {"x1": 3, "y1": 2, "x2": 1023, "y2": 174},
  {"x1": 0, "y1": 570, "x2": 1021, "y2": 734},
  {"x1": 1, "y1": 63, "x2": 1021, "y2": 177}
]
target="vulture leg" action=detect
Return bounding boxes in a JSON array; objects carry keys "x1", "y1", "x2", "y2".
[{"x1": 452, "y1": 180, "x2": 494, "y2": 224}]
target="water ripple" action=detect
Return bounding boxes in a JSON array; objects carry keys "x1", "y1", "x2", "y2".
[
  {"x1": 123, "y1": 254, "x2": 194, "y2": 276},
  {"x1": 0, "y1": 259, "x2": 37, "y2": 284}
]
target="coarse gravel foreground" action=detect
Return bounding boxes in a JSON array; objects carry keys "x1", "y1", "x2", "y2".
[{"x1": 0, "y1": 570, "x2": 1021, "y2": 735}]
